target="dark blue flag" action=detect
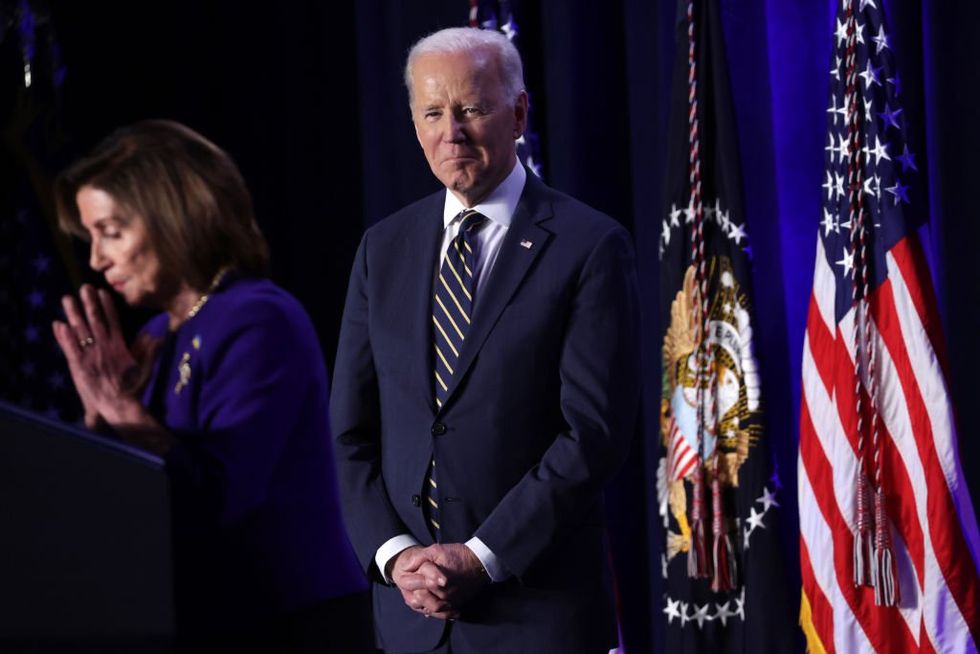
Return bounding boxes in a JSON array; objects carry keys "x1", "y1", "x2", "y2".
[
  {"x1": 656, "y1": 0, "x2": 793, "y2": 650},
  {"x1": 0, "y1": 1, "x2": 81, "y2": 422}
]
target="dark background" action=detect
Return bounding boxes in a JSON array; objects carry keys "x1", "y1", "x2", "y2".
[{"x1": 2, "y1": 1, "x2": 978, "y2": 652}]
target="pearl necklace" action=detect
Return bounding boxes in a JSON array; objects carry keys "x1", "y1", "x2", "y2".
[{"x1": 184, "y1": 268, "x2": 229, "y2": 321}]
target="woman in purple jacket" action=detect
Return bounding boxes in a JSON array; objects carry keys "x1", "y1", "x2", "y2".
[{"x1": 51, "y1": 120, "x2": 371, "y2": 652}]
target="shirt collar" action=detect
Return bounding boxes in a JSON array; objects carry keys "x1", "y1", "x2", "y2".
[{"x1": 442, "y1": 160, "x2": 527, "y2": 229}]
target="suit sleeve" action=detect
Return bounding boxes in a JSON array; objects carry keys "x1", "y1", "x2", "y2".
[
  {"x1": 473, "y1": 226, "x2": 642, "y2": 578},
  {"x1": 330, "y1": 232, "x2": 410, "y2": 580}
]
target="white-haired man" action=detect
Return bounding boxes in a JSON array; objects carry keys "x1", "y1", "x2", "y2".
[{"x1": 332, "y1": 26, "x2": 640, "y2": 653}]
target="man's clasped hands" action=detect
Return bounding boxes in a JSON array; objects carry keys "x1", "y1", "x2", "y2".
[{"x1": 387, "y1": 543, "x2": 491, "y2": 620}]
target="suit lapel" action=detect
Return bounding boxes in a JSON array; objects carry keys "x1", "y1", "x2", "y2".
[
  {"x1": 439, "y1": 176, "x2": 553, "y2": 408},
  {"x1": 406, "y1": 194, "x2": 446, "y2": 413}
]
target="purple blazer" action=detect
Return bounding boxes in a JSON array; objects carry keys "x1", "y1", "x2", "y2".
[{"x1": 141, "y1": 275, "x2": 365, "y2": 634}]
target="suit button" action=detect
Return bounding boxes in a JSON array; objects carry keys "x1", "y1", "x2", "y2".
[
  {"x1": 431, "y1": 422, "x2": 447, "y2": 436},
  {"x1": 412, "y1": 494, "x2": 421, "y2": 507}
]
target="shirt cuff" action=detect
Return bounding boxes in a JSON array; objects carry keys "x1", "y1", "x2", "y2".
[
  {"x1": 465, "y1": 536, "x2": 509, "y2": 582},
  {"x1": 375, "y1": 534, "x2": 421, "y2": 584}
]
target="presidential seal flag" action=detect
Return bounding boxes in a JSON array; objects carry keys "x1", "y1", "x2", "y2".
[
  {"x1": 798, "y1": 0, "x2": 980, "y2": 651},
  {"x1": 658, "y1": 0, "x2": 792, "y2": 651}
]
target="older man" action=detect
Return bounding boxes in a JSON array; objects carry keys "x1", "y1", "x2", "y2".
[{"x1": 331, "y1": 27, "x2": 640, "y2": 653}]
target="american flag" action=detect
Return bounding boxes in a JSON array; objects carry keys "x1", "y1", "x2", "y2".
[
  {"x1": 468, "y1": 0, "x2": 545, "y2": 180},
  {"x1": 798, "y1": 0, "x2": 980, "y2": 651}
]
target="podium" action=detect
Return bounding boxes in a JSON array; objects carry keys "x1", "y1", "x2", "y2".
[{"x1": 0, "y1": 402, "x2": 175, "y2": 652}]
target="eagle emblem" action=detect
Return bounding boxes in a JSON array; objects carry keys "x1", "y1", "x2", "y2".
[{"x1": 658, "y1": 257, "x2": 763, "y2": 562}]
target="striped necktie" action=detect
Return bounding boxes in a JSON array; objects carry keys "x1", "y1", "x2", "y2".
[
  {"x1": 426, "y1": 209, "x2": 486, "y2": 537},
  {"x1": 432, "y1": 209, "x2": 486, "y2": 406}
]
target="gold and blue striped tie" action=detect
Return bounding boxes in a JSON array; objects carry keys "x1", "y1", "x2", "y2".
[{"x1": 426, "y1": 209, "x2": 485, "y2": 538}]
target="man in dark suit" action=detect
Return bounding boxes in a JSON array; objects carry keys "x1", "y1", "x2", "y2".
[{"x1": 331, "y1": 26, "x2": 640, "y2": 654}]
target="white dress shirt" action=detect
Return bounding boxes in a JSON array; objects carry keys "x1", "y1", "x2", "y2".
[{"x1": 375, "y1": 161, "x2": 527, "y2": 584}]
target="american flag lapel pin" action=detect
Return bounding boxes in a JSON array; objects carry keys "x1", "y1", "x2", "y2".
[{"x1": 519, "y1": 239, "x2": 533, "y2": 249}]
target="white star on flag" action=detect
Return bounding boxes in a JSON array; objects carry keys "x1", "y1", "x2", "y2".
[
  {"x1": 836, "y1": 247, "x2": 854, "y2": 277},
  {"x1": 692, "y1": 603, "x2": 711, "y2": 628},
  {"x1": 867, "y1": 134, "x2": 890, "y2": 166},
  {"x1": 872, "y1": 25, "x2": 889, "y2": 53},
  {"x1": 728, "y1": 221, "x2": 747, "y2": 246},
  {"x1": 759, "y1": 486, "x2": 780, "y2": 511},
  {"x1": 860, "y1": 60, "x2": 882, "y2": 88}
]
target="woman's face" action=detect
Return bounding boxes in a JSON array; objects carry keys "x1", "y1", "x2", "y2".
[{"x1": 77, "y1": 185, "x2": 174, "y2": 308}]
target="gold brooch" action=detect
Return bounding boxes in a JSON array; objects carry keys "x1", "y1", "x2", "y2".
[
  {"x1": 174, "y1": 352, "x2": 191, "y2": 395},
  {"x1": 174, "y1": 336, "x2": 203, "y2": 395}
]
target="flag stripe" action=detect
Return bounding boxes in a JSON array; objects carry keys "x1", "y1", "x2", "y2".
[
  {"x1": 889, "y1": 241, "x2": 980, "y2": 573},
  {"x1": 889, "y1": 236, "x2": 951, "y2": 381},
  {"x1": 800, "y1": 510, "x2": 837, "y2": 654},
  {"x1": 823, "y1": 315, "x2": 957, "y2": 646},
  {"x1": 872, "y1": 257, "x2": 980, "y2": 649},
  {"x1": 853, "y1": 297, "x2": 945, "y2": 646},
  {"x1": 799, "y1": 396, "x2": 879, "y2": 652},
  {"x1": 811, "y1": 236, "x2": 838, "y2": 334},
  {"x1": 666, "y1": 419, "x2": 697, "y2": 481},
  {"x1": 800, "y1": 390, "x2": 918, "y2": 652},
  {"x1": 802, "y1": 261, "x2": 980, "y2": 652},
  {"x1": 827, "y1": 311, "x2": 929, "y2": 598},
  {"x1": 806, "y1": 291, "x2": 836, "y2": 397}
]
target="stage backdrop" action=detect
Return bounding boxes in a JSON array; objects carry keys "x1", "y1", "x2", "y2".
[{"x1": 1, "y1": 1, "x2": 977, "y2": 652}]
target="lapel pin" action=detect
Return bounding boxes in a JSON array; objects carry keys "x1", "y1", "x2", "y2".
[{"x1": 520, "y1": 239, "x2": 533, "y2": 249}]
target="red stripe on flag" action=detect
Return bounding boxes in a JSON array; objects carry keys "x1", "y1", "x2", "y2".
[
  {"x1": 667, "y1": 419, "x2": 697, "y2": 481},
  {"x1": 806, "y1": 291, "x2": 836, "y2": 397},
  {"x1": 674, "y1": 457, "x2": 695, "y2": 480},
  {"x1": 876, "y1": 413, "x2": 926, "y2": 590},
  {"x1": 808, "y1": 311, "x2": 928, "y2": 592},
  {"x1": 800, "y1": 398, "x2": 920, "y2": 651},
  {"x1": 828, "y1": 326, "x2": 861, "y2": 457},
  {"x1": 824, "y1": 311, "x2": 929, "y2": 589},
  {"x1": 889, "y1": 236, "x2": 950, "y2": 381},
  {"x1": 800, "y1": 534, "x2": 836, "y2": 654},
  {"x1": 871, "y1": 274, "x2": 980, "y2": 643}
]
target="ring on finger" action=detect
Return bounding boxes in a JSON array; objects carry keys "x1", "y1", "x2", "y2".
[{"x1": 79, "y1": 336, "x2": 95, "y2": 349}]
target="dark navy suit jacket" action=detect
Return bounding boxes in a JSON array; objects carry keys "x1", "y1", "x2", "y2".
[
  {"x1": 331, "y1": 172, "x2": 641, "y2": 653},
  {"x1": 142, "y1": 276, "x2": 366, "y2": 638}
]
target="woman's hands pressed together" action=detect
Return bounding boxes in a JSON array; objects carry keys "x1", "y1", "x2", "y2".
[{"x1": 52, "y1": 284, "x2": 167, "y2": 450}]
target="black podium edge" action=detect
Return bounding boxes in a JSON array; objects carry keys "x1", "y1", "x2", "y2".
[{"x1": 0, "y1": 400, "x2": 165, "y2": 469}]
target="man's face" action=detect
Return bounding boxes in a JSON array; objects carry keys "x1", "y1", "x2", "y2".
[{"x1": 410, "y1": 48, "x2": 527, "y2": 207}]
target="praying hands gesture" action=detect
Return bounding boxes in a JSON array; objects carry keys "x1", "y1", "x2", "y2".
[
  {"x1": 388, "y1": 543, "x2": 491, "y2": 620},
  {"x1": 52, "y1": 284, "x2": 170, "y2": 453}
]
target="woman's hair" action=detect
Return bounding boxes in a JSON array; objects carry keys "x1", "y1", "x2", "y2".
[{"x1": 55, "y1": 120, "x2": 269, "y2": 290}]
